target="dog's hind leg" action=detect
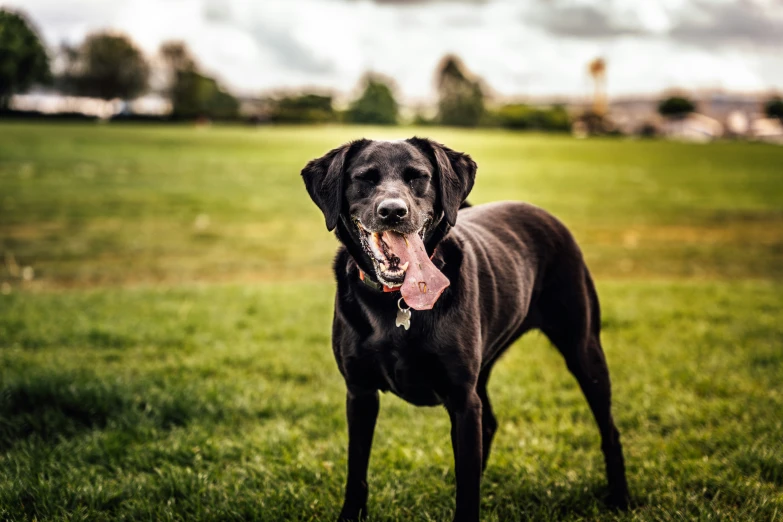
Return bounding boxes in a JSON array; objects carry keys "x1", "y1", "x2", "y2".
[
  {"x1": 565, "y1": 332, "x2": 629, "y2": 509},
  {"x1": 477, "y1": 367, "x2": 498, "y2": 472},
  {"x1": 539, "y1": 266, "x2": 630, "y2": 509}
]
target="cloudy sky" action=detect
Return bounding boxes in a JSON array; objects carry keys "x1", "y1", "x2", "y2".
[{"x1": 6, "y1": 0, "x2": 783, "y2": 101}]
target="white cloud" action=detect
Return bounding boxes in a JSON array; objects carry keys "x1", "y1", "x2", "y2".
[{"x1": 5, "y1": 0, "x2": 782, "y2": 100}]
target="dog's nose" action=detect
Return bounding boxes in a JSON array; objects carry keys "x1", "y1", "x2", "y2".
[{"x1": 377, "y1": 198, "x2": 408, "y2": 222}]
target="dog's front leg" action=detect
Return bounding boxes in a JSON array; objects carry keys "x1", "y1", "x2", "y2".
[
  {"x1": 448, "y1": 390, "x2": 483, "y2": 522},
  {"x1": 338, "y1": 388, "x2": 379, "y2": 522}
]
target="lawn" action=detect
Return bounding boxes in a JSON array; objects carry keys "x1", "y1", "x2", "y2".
[{"x1": 1, "y1": 123, "x2": 782, "y2": 521}]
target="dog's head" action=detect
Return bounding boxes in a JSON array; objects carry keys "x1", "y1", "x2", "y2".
[{"x1": 301, "y1": 138, "x2": 476, "y2": 292}]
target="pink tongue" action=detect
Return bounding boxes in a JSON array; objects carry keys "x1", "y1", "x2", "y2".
[{"x1": 382, "y1": 231, "x2": 450, "y2": 310}]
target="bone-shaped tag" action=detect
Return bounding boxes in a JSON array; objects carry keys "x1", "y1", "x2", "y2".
[
  {"x1": 395, "y1": 297, "x2": 412, "y2": 330},
  {"x1": 395, "y1": 308, "x2": 411, "y2": 330}
]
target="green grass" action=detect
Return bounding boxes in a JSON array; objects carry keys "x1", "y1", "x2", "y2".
[
  {"x1": 2, "y1": 124, "x2": 782, "y2": 286},
  {"x1": 1, "y1": 123, "x2": 782, "y2": 521}
]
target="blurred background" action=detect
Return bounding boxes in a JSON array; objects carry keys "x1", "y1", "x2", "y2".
[
  {"x1": 1, "y1": 0, "x2": 783, "y2": 290},
  {"x1": 1, "y1": 2, "x2": 782, "y2": 521},
  {"x1": 2, "y1": 0, "x2": 783, "y2": 137}
]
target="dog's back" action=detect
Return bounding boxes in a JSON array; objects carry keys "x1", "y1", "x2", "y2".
[{"x1": 439, "y1": 201, "x2": 587, "y2": 354}]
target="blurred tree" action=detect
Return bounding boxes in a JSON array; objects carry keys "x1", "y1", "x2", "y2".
[
  {"x1": 436, "y1": 55, "x2": 484, "y2": 127},
  {"x1": 169, "y1": 70, "x2": 239, "y2": 119},
  {"x1": 268, "y1": 93, "x2": 336, "y2": 124},
  {"x1": 0, "y1": 9, "x2": 51, "y2": 109},
  {"x1": 764, "y1": 96, "x2": 783, "y2": 121},
  {"x1": 160, "y1": 41, "x2": 196, "y2": 77},
  {"x1": 158, "y1": 41, "x2": 238, "y2": 120},
  {"x1": 412, "y1": 112, "x2": 436, "y2": 126},
  {"x1": 62, "y1": 32, "x2": 149, "y2": 100},
  {"x1": 494, "y1": 104, "x2": 571, "y2": 132},
  {"x1": 658, "y1": 96, "x2": 696, "y2": 118},
  {"x1": 204, "y1": 84, "x2": 239, "y2": 120},
  {"x1": 345, "y1": 74, "x2": 398, "y2": 125}
]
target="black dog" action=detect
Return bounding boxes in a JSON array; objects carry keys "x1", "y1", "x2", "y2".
[{"x1": 301, "y1": 138, "x2": 629, "y2": 522}]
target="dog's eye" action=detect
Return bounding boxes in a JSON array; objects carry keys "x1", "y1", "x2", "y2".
[
  {"x1": 356, "y1": 169, "x2": 379, "y2": 184},
  {"x1": 403, "y1": 168, "x2": 427, "y2": 184}
]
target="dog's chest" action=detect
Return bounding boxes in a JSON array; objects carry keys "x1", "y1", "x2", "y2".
[{"x1": 361, "y1": 337, "x2": 447, "y2": 406}]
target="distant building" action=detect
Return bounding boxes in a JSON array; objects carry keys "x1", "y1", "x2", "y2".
[
  {"x1": 10, "y1": 92, "x2": 170, "y2": 119},
  {"x1": 606, "y1": 96, "x2": 660, "y2": 135},
  {"x1": 700, "y1": 92, "x2": 763, "y2": 123},
  {"x1": 725, "y1": 110, "x2": 750, "y2": 136},
  {"x1": 602, "y1": 90, "x2": 773, "y2": 139},
  {"x1": 750, "y1": 117, "x2": 783, "y2": 144},
  {"x1": 661, "y1": 113, "x2": 723, "y2": 142}
]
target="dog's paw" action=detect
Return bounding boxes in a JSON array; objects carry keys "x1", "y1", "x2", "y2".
[
  {"x1": 605, "y1": 489, "x2": 630, "y2": 511},
  {"x1": 451, "y1": 514, "x2": 479, "y2": 522},
  {"x1": 337, "y1": 504, "x2": 368, "y2": 522}
]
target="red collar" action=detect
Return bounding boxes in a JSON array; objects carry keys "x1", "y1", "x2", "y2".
[{"x1": 359, "y1": 270, "x2": 400, "y2": 292}]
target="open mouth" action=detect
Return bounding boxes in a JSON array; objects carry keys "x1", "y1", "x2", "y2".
[{"x1": 355, "y1": 220, "x2": 427, "y2": 287}]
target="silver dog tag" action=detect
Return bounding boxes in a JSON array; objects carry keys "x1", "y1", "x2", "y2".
[{"x1": 395, "y1": 297, "x2": 411, "y2": 330}]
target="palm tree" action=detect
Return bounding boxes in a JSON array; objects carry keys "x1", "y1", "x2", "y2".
[{"x1": 588, "y1": 58, "x2": 607, "y2": 116}]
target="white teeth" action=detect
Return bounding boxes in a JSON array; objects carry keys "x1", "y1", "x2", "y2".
[
  {"x1": 369, "y1": 232, "x2": 386, "y2": 262},
  {"x1": 378, "y1": 260, "x2": 408, "y2": 282}
]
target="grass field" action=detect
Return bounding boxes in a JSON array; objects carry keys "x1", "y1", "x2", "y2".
[{"x1": 1, "y1": 123, "x2": 782, "y2": 521}]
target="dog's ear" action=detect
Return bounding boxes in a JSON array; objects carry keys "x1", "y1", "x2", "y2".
[
  {"x1": 408, "y1": 137, "x2": 477, "y2": 226},
  {"x1": 301, "y1": 140, "x2": 368, "y2": 231}
]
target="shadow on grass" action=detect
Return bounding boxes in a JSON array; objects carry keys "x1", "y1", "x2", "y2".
[
  {"x1": 0, "y1": 370, "x2": 224, "y2": 450},
  {"x1": 483, "y1": 479, "x2": 628, "y2": 521}
]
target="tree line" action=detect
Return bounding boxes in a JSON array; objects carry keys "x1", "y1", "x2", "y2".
[
  {"x1": 1, "y1": 10, "x2": 240, "y2": 120},
  {"x1": 238, "y1": 56, "x2": 572, "y2": 130},
  {"x1": 3, "y1": 7, "x2": 782, "y2": 129},
  {"x1": 0, "y1": 8, "x2": 575, "y2": 129}
]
